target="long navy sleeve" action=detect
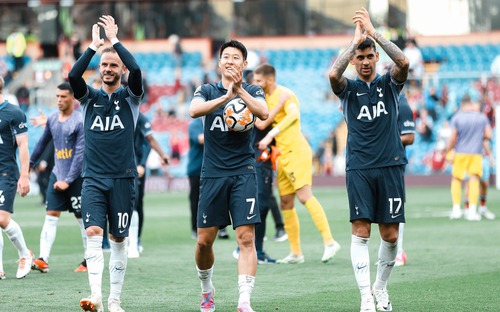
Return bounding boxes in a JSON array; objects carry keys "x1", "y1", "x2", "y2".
[
  {"x1": 68, "y1": 47, "x2": 96, "y2": 99},
  {"x1": 114, "y1": 42, "x2": 143, "y2": 97}
]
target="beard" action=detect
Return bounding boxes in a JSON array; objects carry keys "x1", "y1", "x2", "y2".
[{"x1": 101, "y1": 73, "x2": 120, "y2": 86}]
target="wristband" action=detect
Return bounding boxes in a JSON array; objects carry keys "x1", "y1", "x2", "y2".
[{"x1": 268, "y1": 127, "x2": 280, "y2": 137}]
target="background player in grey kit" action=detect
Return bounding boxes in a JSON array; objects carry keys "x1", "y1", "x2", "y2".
[
  {"x1": 0, "y1": 76, "x2": 34, "y2": 280},
  {"x1": 189, "y1": 39, "x2": 268, "y2": 312},
  {"x1": 68, "y1": 15, "x2": 143, "y2": 312},
  {"x1": 328, "y1": 7, "x2": 409, "y2": 312},
  {"x1": 29, "y1": 83, "x2": 87, "y2": 274}
]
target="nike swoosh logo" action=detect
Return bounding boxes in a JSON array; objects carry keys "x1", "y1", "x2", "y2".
[
  {"x1": 391, "y1": 214, "x2": 402, "y2": 219},
  {"x1": 94, "y1": 104, "x2": 104, "y2": 107},
  {"x1": 247, "y1": 214, "x2": 257, "y2": 220},
  {"x1": 356, "y1": 92, "x2": 367, "y2": 96},
  {"x1": 356, "y1": 264, "x2": 367, "y2": 270},
  {"x1": 119, "y1": 229, "x2": 126, "y2": 233}
]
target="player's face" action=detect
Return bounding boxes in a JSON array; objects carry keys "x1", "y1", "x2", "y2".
[
  {"x1": 350, "y1": 47, "x2": 379, "y2": 81},
  {"x1": 219, "y1": 47, "x2": 247, "y2": 78},
  {"x1": 252, "y1": 73, "x2": 270, "y2": 93},
  {"x1": 99, "y1": 52, "x2": 125, "y2": 86},
  {"x1": 56, "y1": 89, "x2": 74, "y2": 113}
]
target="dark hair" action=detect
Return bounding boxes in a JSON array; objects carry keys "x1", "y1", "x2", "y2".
[
  {"x1": 254, "y1": 63, "x2": 276, "y2": 77},
  {"x1": 219, "y1": 40, "x2": 247, "y2": 60},
  {"x1": 358, "y1": 37, "x2": 377, "y2": 52},
  {"x1": 101, "y1": 46, "x2": 117, "y2": 55},
  {"x1": 57, "y1": 82, "x2": 73, "y2": 95}
]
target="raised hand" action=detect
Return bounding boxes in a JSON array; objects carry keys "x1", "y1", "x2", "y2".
[
  {"x1": 29, "y1": 109, "x2": 48, "y2": 127},
  {"x1": 98, "y1": 15, "x2": 119, "y2": 41},
  {"x1": 352, "y1": 7, "x2": 376, "y2": 37},
  {"x1": 91, "y1": 24, "x2": 105, "y2": 48}
]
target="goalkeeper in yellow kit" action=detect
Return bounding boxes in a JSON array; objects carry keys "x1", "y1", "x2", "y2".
[{"x1": 253, "y1": 63, "x2": 341, "y2": 264}]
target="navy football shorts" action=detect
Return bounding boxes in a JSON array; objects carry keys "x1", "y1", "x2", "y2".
[
  {"x1": 81, "y1": 177, "x2": 136, "y2": 238},
  {"x1": 198, "y1": 173, "x2": 261, "y2": 229},
  {"x1": 45, "y1": 173, "x2": 83, "y2": 214},
  {"x1": 346, "y1": 165, "x2": 405, "y2": 224},
  {"x1": 0, "y1": 176, "x2": 18, "y2": 213}
]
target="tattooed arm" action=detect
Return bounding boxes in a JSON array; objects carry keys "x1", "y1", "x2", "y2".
[
  {"x1": 329, "y1": 22, "x2": 365, "y2": 94},
  {"x1": 353, "y1": 7, "x2": 409, "y2": 83}
]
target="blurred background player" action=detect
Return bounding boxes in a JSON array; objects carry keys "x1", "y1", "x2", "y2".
[
  {"x1": 29, "y1": 83, "x2": 87, "y2": 273},
  {"x1": 394, "y1": 92, "x2": 415, "y2": 267},
  {"x1": 445, "y1": 94, "x2": 492, "y2": 221},
  {"x1": 187, "y1": 117, "x2": 204, "y2": 239},
  {"x1": 128, "y1": 111, "x2": 169, "y2": 258},
  {"x1": 253, "y1": 63, "x2": 340, "y2": 264},
  {"x1": 232, "y1": 70, "x2": 283, "y2": 264},
  {"x1": 68, "y1": 15, "x2": 143, "y2": 312},
  {"x1": 190, "y1": 39, "x2": 268, "y2": 312},
  {"x1": 0, "y1": 76, "x2": 34, "y2": 280},
  {"x1": 328, "y1": 7, "x2": 410, "y2": 311}
]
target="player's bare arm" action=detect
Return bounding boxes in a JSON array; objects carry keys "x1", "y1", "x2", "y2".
[
  {"x1": 189, "y1": 92, "x2": 233, "y2": 118},
  {"x1": 328, "y1": 43, "x2": 354, "y2": 94},
  {"x1": 16, "y1": 134, "x2": 30, "y2": 197},
  {"x1": 354, "y1": 7, "x2": 409, "y2": 82},
  {"x1": 255, "y1": 91, "x2": 290, "y2": 130}
]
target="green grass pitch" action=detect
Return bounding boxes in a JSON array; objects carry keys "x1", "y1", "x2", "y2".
[{"x1": 1, "y1": 186, "x2": 499, "y2": 311}]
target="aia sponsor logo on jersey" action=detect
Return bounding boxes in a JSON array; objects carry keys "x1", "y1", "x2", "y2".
[{"x1": 90, "y1": 115, "x2": 125, "y2": 131}]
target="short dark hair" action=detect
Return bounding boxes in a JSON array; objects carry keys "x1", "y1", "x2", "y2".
[
  {"x1": 57, "y1": 82, "x2": 73, "y2": 95},
  {"x1": 358, "y1": 37, "x2": 377, "y2": 52},
  {"x1": 101, "y1": 46, "x2": 117, "y2": 55},
  {"x1": 219, "y1": 40, "x2": 247, "y2": 60},
  {"x1": 254, "y1": 63, "x2": 276, "y2": 77}
]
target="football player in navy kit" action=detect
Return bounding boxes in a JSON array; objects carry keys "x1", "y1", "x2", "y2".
[
  {"x1": 328, "y1": 8, "x2": 409, "y2": 312},
  {"x1": 189, "y1": 40, "x2": 268, "y2": 312},
  {"x1": 68, "y1": 15, "x2": 142, "y2": 312},
  {"x1": 0, "y1": 76, "x2": 34, "y2": 280}
]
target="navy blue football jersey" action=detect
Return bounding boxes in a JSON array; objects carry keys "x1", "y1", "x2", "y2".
[
  {"x1": 79, "y1": 86, "x2": 141, "y2": 178},
  {"x1": 193, "y1": 81, "x2": 266, "y2": 177},
  {"x1": 337, "y1": 72, "x2": 407, "y2": 170},
  {"x1": 0, "y1": 101, "x2": 28, "y2": 179},
  {"x1": 134, "y1": 112, "x2": 153, "y2": 166},
  {"x1": 398, "y1": 93, "x2": 415, "y2": 137}
]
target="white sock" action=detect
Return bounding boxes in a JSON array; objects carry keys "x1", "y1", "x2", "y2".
[
  {"x1": 128, "y1": 211, "x2": 139, "y2": 256},
  {"x1": 469, "y1": 204, "x2": 478, "y2": 215},
  {"x1": 197, "y1": 266, "x2": 214, "y2": 293},
  {"x1": 0, "y1": 232, "x2": 4, "y2": 272},
  {"x1": 238, "y1": 275, "x2": 255, "y2": 306},
  {"x1": 351, "y1": 235, "x2": 371, "y2": 297},
  {"x1": 452, "y1": 204, "x2": 461, "y2": 213},
  {"x1": 86, "y1": 236, "x2": 104, "y2": 296},
  {"x1": 76, "y1": 218, "x2": 87, "y2": 251},
  {"x1": 396, "y1": 223, "x2": 405, "y2": 256},
  {"x1": 374, "y1": 239, "x2": 398, "y2": 290},
  {"x1": 3, "y1": 219, "x2": 29, "y2": 258},
  {"x1": 39, "y1": 215, "x2": 59, "y2": 262},
  {"x1": 109, "y1": 239, "x2": 128, "y2": 302}
]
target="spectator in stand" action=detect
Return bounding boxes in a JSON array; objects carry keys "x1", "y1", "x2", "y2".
[
  {"x1": 403, "y1": 38, "x2": 424, "y2": 87},
  {"x1": 415, "y1": 108, "x2": 434, "y2": 142},
  {"x1": 6, "y1": 29, "x2": 27, "y2": 74},
  {"x1": 15, "y1": 82, "x2": 30, "y2": 112}
]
